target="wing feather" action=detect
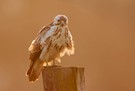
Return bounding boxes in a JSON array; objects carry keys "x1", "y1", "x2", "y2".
[
  {"x1": 29, "y1": 25, "x2": 51, "y2": 61},
  {"x1": 27, "y1": 24, "x2": 52, "y2": 81},
  {"x1": 65, "y1": 28, "x2": 74, "y2": 55}
]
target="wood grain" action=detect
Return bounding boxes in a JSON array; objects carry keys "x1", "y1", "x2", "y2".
[{"x1": 42, "y1": 67, "x2": 85, "y2": 91}]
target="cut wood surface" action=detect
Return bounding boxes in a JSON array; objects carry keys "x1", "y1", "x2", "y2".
[{"x1": 42, "y1": 67, "x2": 85, "y2": 91}]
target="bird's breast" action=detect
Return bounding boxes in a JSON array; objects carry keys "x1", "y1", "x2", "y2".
[{"x1": 52, "y1": 27, "x2": 67, "y2": 46}]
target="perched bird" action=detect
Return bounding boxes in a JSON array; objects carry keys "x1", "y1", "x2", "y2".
[{"x1": 26, "y1": 15, "x2": 74, "y2": 82}]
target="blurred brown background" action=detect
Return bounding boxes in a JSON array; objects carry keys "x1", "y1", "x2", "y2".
[{"x1": 0, "y1": 0, "x2": 135, "y2": 91}]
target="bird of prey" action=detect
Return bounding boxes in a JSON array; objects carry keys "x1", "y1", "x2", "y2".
[{"x1": 26, "y1": 15, "x2": 74, "y2": 82}]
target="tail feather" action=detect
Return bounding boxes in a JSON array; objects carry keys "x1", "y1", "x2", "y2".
[{"x1": 27, "y1": 59, "x2": 44, "y2": 82}]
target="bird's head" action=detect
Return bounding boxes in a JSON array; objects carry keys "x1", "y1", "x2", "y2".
[{"x1": 53, "y1": 15, "x2": 68, "y2": 27}]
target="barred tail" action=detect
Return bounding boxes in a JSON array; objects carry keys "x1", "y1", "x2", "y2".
[{"x1": 27, "y1": 59, "x2": 44, "y2": 82}]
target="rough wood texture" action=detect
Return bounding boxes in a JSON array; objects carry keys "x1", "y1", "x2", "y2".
[{"x1": 42, "y1": 67, "x2": 85, "y2": 91}]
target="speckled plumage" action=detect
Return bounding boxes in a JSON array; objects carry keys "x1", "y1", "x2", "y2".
[{"x1": 27, "y1": 15, "x2": 74, "y2": 82}]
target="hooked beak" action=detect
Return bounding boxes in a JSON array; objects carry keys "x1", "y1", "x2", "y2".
[{"x1": 55, "y1": 21, "x2": 65, "y2": 26}]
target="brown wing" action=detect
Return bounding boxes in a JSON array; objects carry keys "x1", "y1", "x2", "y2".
[
  {"x1": 65, "y1": 28, "x2": 74, "y2": 50},
  {"x1": 29, "y1": 26, "x2": 47, "y2": 61},
  {"x1": 27, "y1": 24, "x2": 52, "y2": 81},
  {"x1": 64, "y1": 28, "x2": 74, "y2": 55},
  {"x1": 29, "y1": 24, "x2": 52, "y2": 62}
]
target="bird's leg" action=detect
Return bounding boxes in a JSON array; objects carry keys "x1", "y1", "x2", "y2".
[
  {"x1": 46, "y1": 62, "x2": 49, "y2": 66},
  {"x1": 52, "y1": 60, "x2": 61, "y2": 67},
  {"x1": 52, "y1": 60, "x2": 58, "y2": 67},
  {"x1": 52, "y1": 60, "x2": 56, "y2": 66},
  {"x1": 43, "y1": 61, "x2": 49, "y2": 68},
  {"x1": 45, "y1": 60, "x2": 49, "y2": 67}
]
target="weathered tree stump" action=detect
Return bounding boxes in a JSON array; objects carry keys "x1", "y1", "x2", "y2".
[{"x1": 42, "y1": 67, "x2": 85, "y2": 91}]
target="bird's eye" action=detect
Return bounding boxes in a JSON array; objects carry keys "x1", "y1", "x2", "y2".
[{"x1": 58, "y1": 20, "x2": 60, "y2": 22}]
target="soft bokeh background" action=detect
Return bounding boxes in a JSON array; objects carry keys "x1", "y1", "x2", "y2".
[{"x1": 0, "y1": 0, "x2": 135, "y2": 91}]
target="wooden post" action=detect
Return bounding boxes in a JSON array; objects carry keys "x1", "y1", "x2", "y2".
[{"x1": 42, "y1": 67, "x2": 85, "y2": 91}]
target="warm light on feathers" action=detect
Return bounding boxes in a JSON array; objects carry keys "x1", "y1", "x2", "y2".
[{"x1": 27, "y1": 15, "x2": 74, "y2": 82}]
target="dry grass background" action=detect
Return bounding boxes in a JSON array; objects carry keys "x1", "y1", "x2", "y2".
[{"x1": 0, "y1": 0, "x2": 135, "y2": 91}]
